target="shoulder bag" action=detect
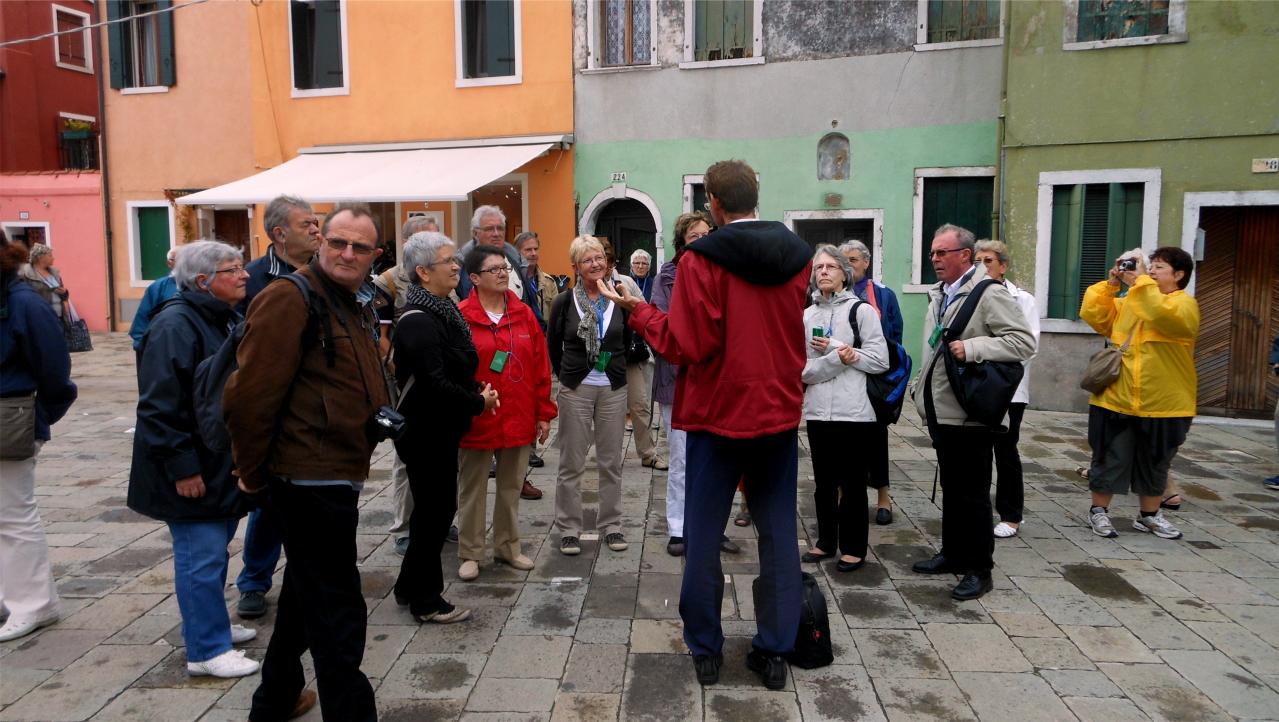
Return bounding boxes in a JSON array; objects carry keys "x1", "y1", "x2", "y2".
[
  {"x1": 940, "y1": 279, "x2": 1024, "y2": 430},
  {"x1": 0, "y1": 394, "x2": 37, "y2": 460},
  {"x1": 1079, "y1": 329, "x2": 1134, "y2": 395},
  {"x1": 62, "y1": 301, "x2": 93, "y2": 353}
]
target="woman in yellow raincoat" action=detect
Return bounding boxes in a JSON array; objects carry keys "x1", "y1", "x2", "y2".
[{"x1": 1079, "y1": 246, "x2": 1198, "y2": 542}]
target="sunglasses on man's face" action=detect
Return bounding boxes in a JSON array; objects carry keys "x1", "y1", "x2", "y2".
[{"x1": 326, "y1": 237, "x2": 378, "y2": 256}]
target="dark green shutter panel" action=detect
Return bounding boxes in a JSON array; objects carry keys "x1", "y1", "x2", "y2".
[
  {"x1": 138, "y1": 207, "x2": 171, "y2": 281},
  {"x1": 1048, "y1": 184, "x2": 1084, "y2": 319},
  {"x1": 920, "y1": 177, "x2": 994, "y2": 286},
  {"x1": 724, "y1": 0, "x2": 752, "y2": 58},
  {"x1": 1076, "y1": 184, "x2": 1112, "y2": 309},
  {"x1": 106, "y1": 0, "x2": 126, "y2": 89},
  {"x1": 157, "y1": 0, "x2": 176, "y2": 86}
]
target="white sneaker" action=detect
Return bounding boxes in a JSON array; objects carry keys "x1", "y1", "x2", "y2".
[
  {"x1": 230, "y1": 624, "x2": 257, "y2": 644},
  {"x1": 993, "y1": 521, "x2": 1020, "y2": 539},
  {"x1": 1133, "y1": 512, "x2": 1183, "y2": 540},
  {"x1": 187, "y1": 649, "x2": 260, "y2": 678},
  {"x1": 0, "y1": 613, "x2": 58, "y2": 643}
]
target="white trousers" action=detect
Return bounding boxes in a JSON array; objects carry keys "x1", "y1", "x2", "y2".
[
  {"x1": 661, "y1": 403, "x2": 688, "y2": 538},
  {"x1": 0, "y1": 444, "x2": 60, "y2": 623}
]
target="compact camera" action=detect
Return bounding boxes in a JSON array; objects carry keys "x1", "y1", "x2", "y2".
[
  {"x1": 368, "y1": 405, "x2": 407, "y2": 442},
  {"x1": 1118, "y1": 258, "x2": 1138, "y2": 272}
]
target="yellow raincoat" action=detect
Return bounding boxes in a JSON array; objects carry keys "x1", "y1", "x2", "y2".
[{"x1": 1079, "y1": 276, "x2": 1199, "y2": 418}]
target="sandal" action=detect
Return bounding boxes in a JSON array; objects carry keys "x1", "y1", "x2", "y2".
[
  {"x1": 1075, "y1": 466, "x2": 1090, "y2": 480},
  {"x1": 734, "y1": 509, "x2": 751, "y2": 527},
  {"x1": 1160, "y1": 494, "x2": 1182, "y2": 511}
]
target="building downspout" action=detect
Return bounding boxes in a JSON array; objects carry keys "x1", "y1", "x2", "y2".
[
  {"x1": 93, "y1": 1, "x2": 116, "y2": 328},
  {"x1": 992, "y1": 0, "x2": 1012, "y2": 241}
]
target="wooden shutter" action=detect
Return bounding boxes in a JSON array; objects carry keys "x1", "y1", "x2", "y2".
[
  {"x1": 156, "y1": 0, "x2": 176, "y2": 86},
  {"x1": 1077, "y1": 0, "x2": 1170, "y2": 42},
  {"x1": 1194, "y1": 207, "x2": 1239, "y2": 410},
  {"x1": 695, "y1": 0, "x2": 751, "y2": 61},
  {"x1": 920, "y1": 177, "x2": 994, "y2": 286},
  {"x1": 928, "y1": 0, "x2": 1000, "y2": 43},
  {"x1": 106, "y1": 0, "x2": 127, "y2": 89},
  {"x1": 1048, "y1": 184, "x2": 1084, "y2": 319}
]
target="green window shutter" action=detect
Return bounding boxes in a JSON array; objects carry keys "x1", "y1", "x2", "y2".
[
  {"x1": 106, "y1": 1, "x2": 127, "y2": 89},
  {"x1": 156, "y1": 0, "x2": 176, "y2": 86},
  {"x1": 927, "y1": 0, "x2": 1000, "y2": 43},
  {"x1": 1048, "y1": 183, "x2": 1145, "y2": 320},
  {"x1": 920, "y1": 176, "x2": 994, "y2": 286},
  {"x1": 137, "y1": 207, "x2": 171, "y2": 281},
  {"x1": 695, "y1": 0, "x2": 752, "y2": 61},
  {"x1": 724, "y1": 0, "x2": 752, "y2": 58},
  {"x1": 1077, "y1": 0, "x2": 1169, "y2": 42},
  {"x1": 1048, "y1": 184, "x2": 1084, "y2": 319},
  {"x1": 1076, "y1": 184, "x2": 1112, "y2": 309}
]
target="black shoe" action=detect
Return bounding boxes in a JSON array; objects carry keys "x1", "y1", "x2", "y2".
[
  {"x1": 528, "y1": 452, "x2": 545, "y2": 468},
  {"x1": 951, "y1": 573, "x2": 993, "y2": 601},
  {"x1": 801, "y1": 550, "x2": 833, "y2": 563},
  {"x1": 746, "y1": 648, "x2": 787, "y2": 690},
  {"x1": 236, "y1": 591, "x2": 267, "y2": 619},
  {"x1": 836, "y1": 557, "x2": 866, "y2": 573},
  {"x1": 912, "y1": 554, "x2": 959, "y2": 575},
  {"x1": 446, "y1": 525, "x2": 459, "y2": 544},
  {"x1": 667, "y1": 536, "x2": 686, "y2": 556},
  {"x1": 875, "y1": 507, "x2": 893, "y2": 525},
  {"x1": 693, "y1": 653, "x2": 722, "y2": 685},
  {"x1": 719, "y1": 535, "x2": 740, "y2": 554}
]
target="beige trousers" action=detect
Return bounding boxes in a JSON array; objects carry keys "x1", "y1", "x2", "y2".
[
  {"x1": 554, "y1": 383, "x2": 627, "y2": 537},
  {"x1": 457, "y1": 446, "x2": 530, "y2": 562},
  {"x1": 626, "y1": 361, "x2": 656, "y2": 461},
  {"x1": 388, "y1": 449, "x2": 412, "y2": 537}
]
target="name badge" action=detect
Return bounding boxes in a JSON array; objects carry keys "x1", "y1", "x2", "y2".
[
  {"x1": 928, "y1": 324, "x2": 945, "y2": 349},
  {"x1": 594, "y1": 350, "x2": 613, "y2": 372},
  {"x1": 490, "y1": 350, "x2": 509, "y2": 373}
]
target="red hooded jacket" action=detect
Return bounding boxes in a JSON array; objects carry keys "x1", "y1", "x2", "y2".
[
  {"x1": 629, "y1": 220, "x2": 811, "y2": 439},
  {"x1": 458, "y1": 290, "x2": 557, "y2": 449}
]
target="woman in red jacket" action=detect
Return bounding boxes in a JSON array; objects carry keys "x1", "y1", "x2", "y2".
[{"x1": 455, "y1": 246, "x2": 557, "y2": 581}]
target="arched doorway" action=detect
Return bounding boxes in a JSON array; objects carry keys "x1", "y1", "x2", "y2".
[{"x1": 591, "y1": 198, "x2": 657, "y2": 277}]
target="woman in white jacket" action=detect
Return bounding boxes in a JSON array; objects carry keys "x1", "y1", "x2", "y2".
[{"x1": 801, "y1": 246, "x2": 889, "y2": 572}]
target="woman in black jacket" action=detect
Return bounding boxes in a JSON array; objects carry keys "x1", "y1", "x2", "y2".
[
  {"x1": 547, "y1": 235, "x2": 630, "y2": 557},
  {"x1": 392, "y1": 232, "x2": 497, "y2": 624},
  {"x1": 127, "y1": 240, "x2": 258, "y2": 678}
]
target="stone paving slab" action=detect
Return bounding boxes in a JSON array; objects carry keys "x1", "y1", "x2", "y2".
[{"x1": 2, "y1": 334, "x2": 1279, "y2": 721}]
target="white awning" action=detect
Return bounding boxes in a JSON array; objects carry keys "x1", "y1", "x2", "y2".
[{"x1": 176, "y1": 142, "x2": 554, "y2": 205}]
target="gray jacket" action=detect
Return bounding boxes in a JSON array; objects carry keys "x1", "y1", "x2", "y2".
[
  {"x1": 802, "y1": 290, "x2": 889, "y2": 422},
  {"x1": 909, "y1": 264, "x2": 1037, "y2": 427}
]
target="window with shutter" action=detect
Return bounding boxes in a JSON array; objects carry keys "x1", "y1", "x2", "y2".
[
  {"x1": 925, "y1": 0, "x2": 1000, "y2": 44},
  {"x1": 1047, "y1": 182, "x2": 1144, "y2": 319},
  {"x1": 53, "y1": 6, "x2": 92, "y2": 72},
  {"x1": 290, "y1": 0, "x2": 345, "y2": 91},
  {"x1": 1077, "y1": 0, "x2": 1169, "y2": 43},
  {"x1": 919, "y1": 176, "x2": 994, "y2": 285},
  {"x1": 600, "y1": 0, "x2": 652, "y2": 66},
  {"x1": 106, "y1": 0, "x2": 175, "y2": 89},
  {"x1": 694, "y1": 0, "x2": 753, "y2": 62}
]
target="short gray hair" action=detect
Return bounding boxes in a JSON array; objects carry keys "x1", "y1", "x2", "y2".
[
  {"x1": 263, "y1": 195, "x2": 312, "y2": 241},
  {"x1": 28, "y1": 243, "x2": 52, "y2": 264},
  {"x1": 974, "y1": 239, "x2": 1009, "y2": 265},
  {"x1": 810, "y1": 244, "x2": 855, "y2": 291},
  {"x1": 471, "y1": 205, "x2": 506, "y2": 231},
  {"x1": 174, "y1": 240, "x2": 242, "y2": 292},
  {"x1": 838, "y1": 240, "x2": 870, "y2": 261},
  {"x1": 402, "y1": 232, "x2": 455, "y2": 285},
  {"x1": 630, "y1": 249, "x2": 651, "y2": 265},
  {"x1": 401, "y1": 215, "x2": 438, "y2": 240},
  {"x1": 934, "y1": 223, "x2": 976, "y2": 255}
]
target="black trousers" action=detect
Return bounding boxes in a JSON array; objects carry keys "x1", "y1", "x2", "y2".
[
  {"x1": 249, "y1": 483, "x2": 374, "y2": 722},
  {"x1": 394, "y1": 432, "x2": 460, "y2": 617},
  {"x1": 807, "y1": 420, "x2": 876, "y2": 558},
  {"x1": 993, "y1": 403, "x2": 1026, "y2": 523},
  {"x1": 935, "y1": 425, "x2": 996, "y2": 575},
  {"x1": 866, "y1": 422, "x2": 890, "y2": 490}
]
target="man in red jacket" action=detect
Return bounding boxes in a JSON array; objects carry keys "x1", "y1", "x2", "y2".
[{"x1": 600, "y1": 159, "x2": 812, "y2": 691}]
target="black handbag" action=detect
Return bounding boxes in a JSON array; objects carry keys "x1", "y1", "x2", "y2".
[
  {"x1": 939, "y1": 279, "x2": 1024, "y2": 430},
  {"x1": 62, "y1": 304, "x2": 93, "y2": 353}
]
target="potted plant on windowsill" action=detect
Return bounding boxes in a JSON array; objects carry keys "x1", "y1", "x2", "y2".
[{"x1": 60, "y1": 118, "x2": 95, "y2": 140}]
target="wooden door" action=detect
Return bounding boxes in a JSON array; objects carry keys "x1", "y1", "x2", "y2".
[
  {"x1": 793, "y1": 219, "x2": 873, "y2": 253},
  {"x1": 213, "y1": 210, "x2": 251, "y2": 260},
  {"x1": 1194, "y1": 206, "x2": 1279, "y2": 417}
]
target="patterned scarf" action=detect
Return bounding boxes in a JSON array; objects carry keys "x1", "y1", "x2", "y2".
[
  {"x1": 407, "y1": 283, "x2": 471, "y2": 343},
  {"x1": 573, "y1": 283, "x2": 607, "y2": 362}
]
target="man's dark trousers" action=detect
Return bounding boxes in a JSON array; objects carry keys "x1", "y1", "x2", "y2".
[
  {"x1": 249, "y1": 483, "x2": 375, "y2": 722},
  {"x1": 934, "y1": 425, "x2": 996, "y2": 574},
  {"x1": 681, "y1": 429, "x2": 801, "y2": 657}
]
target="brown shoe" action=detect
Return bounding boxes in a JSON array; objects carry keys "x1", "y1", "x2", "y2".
[
  {"x1": 289, "y1": 689, "x2": 317, "y2": 719},
  {"x1": 521, "y1": 481, "x2": 543, "y2": 500}
]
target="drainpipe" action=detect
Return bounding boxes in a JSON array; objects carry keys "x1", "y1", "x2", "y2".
[
  {"x1": 992, "y1": 0, "x2": 1012, "y2": 241},
  {"x1": 93, "y1": 0, "x2": 117, "y2": 328}
]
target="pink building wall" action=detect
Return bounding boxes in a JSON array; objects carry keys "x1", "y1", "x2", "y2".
[{"x1": 0, "y1": 171, "x2": 108, "y2": 331}]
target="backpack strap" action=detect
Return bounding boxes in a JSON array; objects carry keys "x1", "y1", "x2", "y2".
[
  {"x1": 392, "y1": 309, "x2": 424, "y2": 411},
  {"x1": 281, "y1": 272, "x2": 337, "y2": 369},
  {"x1": 943, "y1": 278, "x2": 998, "y2": 343},
  {"x1": 846, "y1": 299, "x2": 864, "y2": 349}
]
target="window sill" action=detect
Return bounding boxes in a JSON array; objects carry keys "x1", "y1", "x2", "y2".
[
  {"x1": 580, "y1": 63, "x2": 661, "y2": 75},
  {"x1": 913, "y1": 38, "x2": 1002, "y2": 52},
  {"x1": 678, "y1": 56, "x2": 765, "y2": 70},
  {"x1": 1039, "y1": 318, "x2": 1097, "y2": 334},
  {"x1": 291, "y1": 86, "x2": 350, "y2": 98},
  {"x1": 55, "y1": 61, "x2": 94, "y2": 74},
  {"x1": 120, "y1": 86, "x2": 170, "y2": 95},
  {"x1": 902, "y1": 283, "x2": 935, "y2": 295},
  {"x1": 456, "y1": 75, "x2": 522, "y2": 88},
  {"x1": 1063, "y1": 33, "x2": 1187, "y2": 51}
]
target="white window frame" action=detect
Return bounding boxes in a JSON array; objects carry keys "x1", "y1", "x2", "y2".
[
  {"x1": 783, "y1": 209, "x2": 885, "y2": 284},
  {"x1": 0, "y1": 222, "x2": 53, "y2": 249},
  {"x1": 288, "y1": 0, "x2": 350, "y2": 98},
  {"x1": 1180, "y1": 190, "x2": 1279, "y2": 298},
  {"x1": 126, "y1": 200, "x2": 176, "y2": 288},
  {"x1": 455, "y1": 0, "x2": 523, "y2": 88},
  {"x1": 584, "y1": 0, "x2": 659, "y2": 73},
  {"x1": 1034, "y1": 168, "x2": 1161, "y2": 332},
  {"x1": 59, "y1": 111, "x2": 96, "y2": 124},
  {"x1": 681, "y1": 174, "x2": 704, "y2": 213},
  {"x1": 680, "y1": 0, "x2": 765, "y2": 70},
  {"x1": 907, "y1": 166, "x2": 995, "y2": 294},
  {"x1": 51, "y1": 4, "x2": 93, "y2": 73},
  {"x1": 1062, "y1": 0, "x2": 1187, "y2": 51},
  {"x1": 914, "y1": 0, "x2": 1005, "y2": 52}
]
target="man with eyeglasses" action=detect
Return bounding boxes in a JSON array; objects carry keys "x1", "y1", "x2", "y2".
[
  {"x1": 456, "y1": 205, "x2": 544, "y2": 327},
  {"x1": 226, "y1": 203, "x2": 388, "y2": 722},
  {"x1": 908, "y1": 224, "x2": 1035, "y2": 602}
]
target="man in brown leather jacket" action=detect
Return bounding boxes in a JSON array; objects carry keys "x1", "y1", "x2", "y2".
[{"x1": 226, "y1": 203, "x2": 388, "y2": 722}]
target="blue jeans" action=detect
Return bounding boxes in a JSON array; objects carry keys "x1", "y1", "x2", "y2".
[
  {"x1": 169, "y1": 519, "x2": 239, "y2": 662},
  {"x1": 681, "y1": 429, "x2": 801, "y2": 657},
  {"x1": 237, "y1": 505, "x2": 283, "y2": 594}
]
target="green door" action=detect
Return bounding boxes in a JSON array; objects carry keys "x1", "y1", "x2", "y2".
[{"x1": 137, "y1": 206, "x2": 171, "y2": 281}]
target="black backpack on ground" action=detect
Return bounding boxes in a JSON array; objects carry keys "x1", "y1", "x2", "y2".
[
  {"x1": 846, "y1": 300, "x2": 913, "y2": 425},
  {"x1": 753, "y1": 571, "x2": 834, "y2": 669}
]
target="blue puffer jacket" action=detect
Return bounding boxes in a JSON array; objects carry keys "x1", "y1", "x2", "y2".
[{"x1": 0, "y1": 278, "x2": 77, "y2": 440}]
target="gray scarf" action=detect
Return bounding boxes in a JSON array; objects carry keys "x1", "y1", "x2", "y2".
[
  {"x1": 407, "y1": 283, "x2": 471, "y2": 343},
  {"x1": 573, "y1": 284, "x2": 608, "y2": 362}
]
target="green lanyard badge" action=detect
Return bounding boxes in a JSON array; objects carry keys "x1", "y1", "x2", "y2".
[
  {"x1": 928, "y1": 323, "x2": 945, "y2": 349},
  {"x1": 594, "y1": 350, "x2": 613, "y2": 372},
  {"x1": 490, "y1": 350, "x2": 509, "y2": 373}
]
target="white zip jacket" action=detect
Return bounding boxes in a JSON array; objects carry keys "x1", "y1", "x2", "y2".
[
  {"x1": 802, "y1": 290, "x2": 889, "y2": 422},
  {"x1": 1005, "y1": 280, "x2": 1040, "y2": 405}
]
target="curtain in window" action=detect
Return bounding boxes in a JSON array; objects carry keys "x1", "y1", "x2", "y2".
[{"x1": 602, "y1": 0, "x2": 650, "y2": 66}]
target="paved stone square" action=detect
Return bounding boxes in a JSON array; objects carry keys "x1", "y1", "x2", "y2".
[{"x1": 2, "y1": 333, "x2": 1278, "y2": 721}]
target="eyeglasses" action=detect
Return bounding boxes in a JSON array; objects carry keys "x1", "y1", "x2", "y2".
[
  {"x1": 813, "y1": 263, "x2": 843, "y2": 273},
  {"x1": 478, "y1": 265, "x2": 512, "y2": 276},
  {"x1": 701, "y1": 202, "x2": 711, "y2": 211},
  {"x1": 477, "y1": 225, "x2": 506, "y2": 234},
  {"x1": 213, "y1": 265, "x2": 248, "y2": 276},
  {"x1": 929, "y1": 247, "x2": 965, "y2": 259},
  {"x1": 326, "y1": 238, "x2": 378, "y2": 256},
  {"x1": 686, "y1": 231, "x2": 710, "y2": 242},
  {"x1": 426, "y1": 256, "x2": 460, "y2": 267},
  {"x1": 580, "y1": 256, "x2": 607, "y2": 267}
]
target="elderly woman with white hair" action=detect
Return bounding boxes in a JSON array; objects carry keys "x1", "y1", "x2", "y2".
[
  {"x1": 629, "y1": 249, "x2": 655, "y2": 302},
  {"x1": 127, "y1": 240, "x2": 259, "y2": 678},
  {"x1": 19, "y1": 243, "x2": 68, "y2": 320},
  {"x1": 391, "y1": 231, "x2": 498, "y2": 624}
]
